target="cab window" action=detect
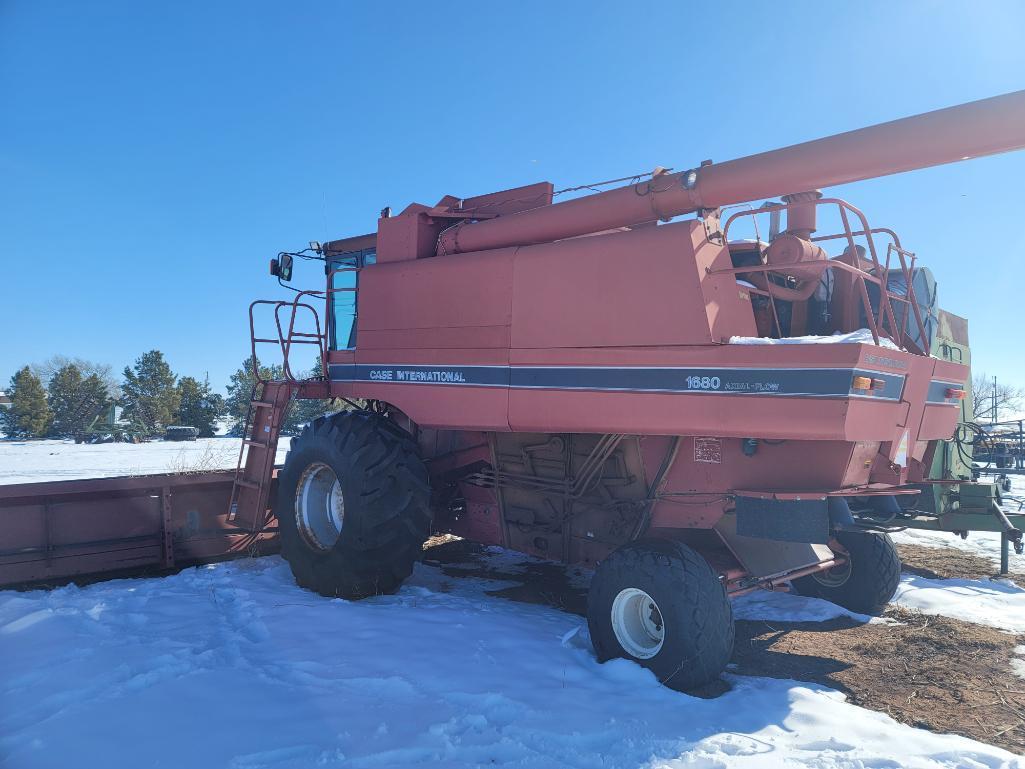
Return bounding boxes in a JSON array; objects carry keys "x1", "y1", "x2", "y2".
[{"x1": 329, "y1": 248, "x2": 375, "y2": 350}]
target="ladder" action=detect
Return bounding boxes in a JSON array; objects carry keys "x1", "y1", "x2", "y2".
[
  {"x1": 227, "y1": 380, "x2": 293, "y2": 531},
  {"x1": 229, "y1": 289, "x2": 340, "y2": 531}
]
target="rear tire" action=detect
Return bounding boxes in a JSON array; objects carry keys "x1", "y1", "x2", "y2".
[
  {"x1": 791, "y1": 530, "x2": 900, "y2": 614},
  {"x1": 587, "y1": 539, "x2": 734, "y2": 691},
  {"x1": 275, "y1": 411, "x2": 432, "y2": 598}
]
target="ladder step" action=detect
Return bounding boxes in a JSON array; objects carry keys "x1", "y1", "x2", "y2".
[
  {"x1": 251, "y1": 401, "x2": 275, "y2": 409},
  {"x1": 244, "y1": 438, "x2": 270, "y2": 448},
  {"x1": 235, "y1": 479, "x2": 260, "y2": 490}
]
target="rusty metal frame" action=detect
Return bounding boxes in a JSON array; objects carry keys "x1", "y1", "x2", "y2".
[{"x1": 0, "y1": 471, "x2": 279, "y2": 588}]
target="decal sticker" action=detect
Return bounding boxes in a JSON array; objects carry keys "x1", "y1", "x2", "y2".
[
  {"x1": 694, "y1": 437, "x2": 723, "y2": 464},
  {"x1": 328, "y1": 364, "x2": 905, "y2": 400}
]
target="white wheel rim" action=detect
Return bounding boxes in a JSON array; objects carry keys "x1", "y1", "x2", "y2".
[
  {"x1": 610, "y1": 587, "x2": 665, "y2": 660},
  {"x1": 295, "y1": 462, "x2": 344, "y2": 551},
  {"x1": 812, "y1": 557, "x2": 852, "y2": 588}
]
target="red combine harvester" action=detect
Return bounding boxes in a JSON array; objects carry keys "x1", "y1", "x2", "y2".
[{"x1": 3, "y1": 91, "x2": 1025, "y2": 690}]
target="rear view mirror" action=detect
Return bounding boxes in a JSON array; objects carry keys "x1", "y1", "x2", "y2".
[{"x1": 270, "y1": 253, "x2": 294, "y2": 282}]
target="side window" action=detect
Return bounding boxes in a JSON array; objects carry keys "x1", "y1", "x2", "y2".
[
  {"x1": 330, "y1": 254, "x2": 359, "y2": 350},
  {"x1": 329, "y1": 248, "x2": 375, "y2": 350}
]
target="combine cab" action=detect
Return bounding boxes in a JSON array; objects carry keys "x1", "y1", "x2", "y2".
[{"x1": 4, "y1": 90, "x2": 1025, "y2": 691}]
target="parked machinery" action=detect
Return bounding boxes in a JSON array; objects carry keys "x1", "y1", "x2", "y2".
[
  {"x1": 74, "y1": 403, "x2": 145, "y2": 445},
  {"x1": 889, "y1": 310, "x2": 1025, "y2": 573},
  {"x1": 4, "y1": 91, "x2": 1025, "y2": 692},
  {"x1": 230, "y1": 91, "x2": 1025, "y2": 689}
]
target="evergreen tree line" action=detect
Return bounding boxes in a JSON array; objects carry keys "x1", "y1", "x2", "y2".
[{"x1": 1, "y1": 352, "x2": 334, "y2": 440}]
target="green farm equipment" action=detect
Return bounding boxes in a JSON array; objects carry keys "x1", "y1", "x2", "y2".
[
  {"x1": 892, "y1": 310, "x2": 1024, "y2": 572},
  {"x1": 74, "y1": 404, "x2": 146, "y2": 445}
]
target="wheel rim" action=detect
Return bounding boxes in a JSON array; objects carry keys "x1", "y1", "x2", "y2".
[
  {"x1": 812, "y1": 554, "x2": 852, "y2": 588},
  {"x1": 610, "y1": 587, "x2": 665, "y2": 659},
  {"x1": 295, "y1": 462, "x2": 345, "y2": 551}
]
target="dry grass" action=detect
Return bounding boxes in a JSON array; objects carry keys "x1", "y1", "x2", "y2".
[{"x1": 164, "y1": 441, "x2": 239, "y2": 474}]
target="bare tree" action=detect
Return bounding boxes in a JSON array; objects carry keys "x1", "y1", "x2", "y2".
[
  {"x1": 972, "y1": 373, "x2": 1025, "y2": 422},
  {"x1": 31, "y1": 355, "x2": 121, "y2": 399}
]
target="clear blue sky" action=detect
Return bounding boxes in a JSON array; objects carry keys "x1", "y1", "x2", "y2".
[{"x1": 2, "y1": 1, "x2": 1024, "y2": 394}]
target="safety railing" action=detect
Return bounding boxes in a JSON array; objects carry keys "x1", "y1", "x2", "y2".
[
  {"x1": 248, "y1": 299, "x2": 322, "y2": 384},
  {"x1": 719, "y1": 198, "x2": 930, "y2": 354},
  {"x1": 247, "y1": 267, "x2": 360, "y2": 384}
]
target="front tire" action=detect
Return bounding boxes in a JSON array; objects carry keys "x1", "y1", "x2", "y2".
[
  {"x1": 276, "y1": 411, "x2": 431, "y2": 598},
  {"x1": 587, "y1": 540, "x2": 734, "y2": 691},
  {"x1": 791, "y1": 530, "x2": 900, "y2": 614}
]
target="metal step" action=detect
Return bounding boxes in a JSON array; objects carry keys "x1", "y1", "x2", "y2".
[{"x1": 227, "y1": 380, "x2": 293, "y2": 531}]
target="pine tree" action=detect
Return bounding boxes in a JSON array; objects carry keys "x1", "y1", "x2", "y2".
[
  {"x1": 223, "y1": 355, "x2": 343, "y2": 436},
  {"x1": 224, "y1": 356, "x2": 287, "y2": 436},
  {"x1": 1, "y1": 367, "x2": 52, "y2": 439},
  {"x1": 175, "y1": 376, "x2": 224, "y2": 437},
  {"x1": 224, "y1": 355, "x2": 284, "y2": 428},
  {"x1": 47, "y1": 364, "x2": 110, "y2": 437},
  {"x1": 121, "y1": 350, "x2": 180, "y2": 433}
]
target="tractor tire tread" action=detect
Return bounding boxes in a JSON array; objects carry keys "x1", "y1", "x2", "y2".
[
  {"x1": 792, "y1": 531, "x2": 900, "y2": 614},
  {"x1": 587, "y1": 539, "x2": 734, "y2": 691},
  {"x1": 276, "y1": 410, "x2": 431, "y2": 599}
]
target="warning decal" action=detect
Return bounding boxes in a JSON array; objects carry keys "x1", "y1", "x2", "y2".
[{"x1": 694, "y1": 437, "x2": 723, "y2": 464}]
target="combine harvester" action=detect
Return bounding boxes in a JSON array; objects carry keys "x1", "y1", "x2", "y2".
[{"x1": 3, "y1": 91, "x2": 1025, "y2": 690}]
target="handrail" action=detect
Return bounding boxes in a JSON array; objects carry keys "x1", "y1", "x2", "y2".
[
  {"x1": 248, "y1": 300, "x2": 289, "y2": 384},
  {"x1": 721, "y1": 197, "x2": 930, "y2": 352},
  {"x1": 246, "y1": 267, "x2": 362, "y2": 384},
  {"x1": 274, "y1": 301, "x2": 323, "y2": 381}
]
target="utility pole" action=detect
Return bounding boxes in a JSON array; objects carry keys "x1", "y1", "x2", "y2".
[{"x1": 993, "y1": 375, "x2": 998, "y2": 426}]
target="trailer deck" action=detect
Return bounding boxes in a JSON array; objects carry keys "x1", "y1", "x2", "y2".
[{"x1": 0, "y1": 470, "x2": 278, "y2": 588}]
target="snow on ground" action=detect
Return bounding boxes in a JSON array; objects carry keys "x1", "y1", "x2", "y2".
[
  {"x1": 2, "y1": 441, "x2": 1025, "y2": 765},
  {"x1": 892, "y1": 574, "x2": 1025, "y2": 633},
  {"x1": 2, "y1": 556, "x2": 1020, "y2": 769},
  {"x1": 0, "y1": 437, "x2": 291, "y2": 485},
  {"x1": 885, "y1": 473, "x2": 1025, "y2": 632},
  {"x1": 1013, "y1": 647, "x2": 1025, "y2": 680},
  {"x1": 732, "y1": 584, "x2": 883, "y2": 625},
  {"x1": 891, "y1": 526, "x2": 1008, "y2": 565}
]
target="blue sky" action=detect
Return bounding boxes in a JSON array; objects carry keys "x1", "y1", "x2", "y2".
[{"x1": 2, "y1": 1, "x2": 1024, "y2": 393}]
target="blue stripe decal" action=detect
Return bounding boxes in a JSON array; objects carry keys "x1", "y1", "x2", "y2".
[{"x1": 329, "y1": 364, "x2": 905, "y2": 400}]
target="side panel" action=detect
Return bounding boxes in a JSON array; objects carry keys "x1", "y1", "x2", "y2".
[
  {"x1": 641, "y1": 437, "x2": 866, "y2": 530},
  {"x1": 331, "y1": 343, "x2": 961, "y2": 446},
  {"x1": 347, "y1": 349, "x2": 511, "y2": 431},
  {"x1": 511, "y1": 220, "x2": 756, "y2": 349},
  {"x1": 357, "y1": 247, "x2": 517, "y2": 350}
]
